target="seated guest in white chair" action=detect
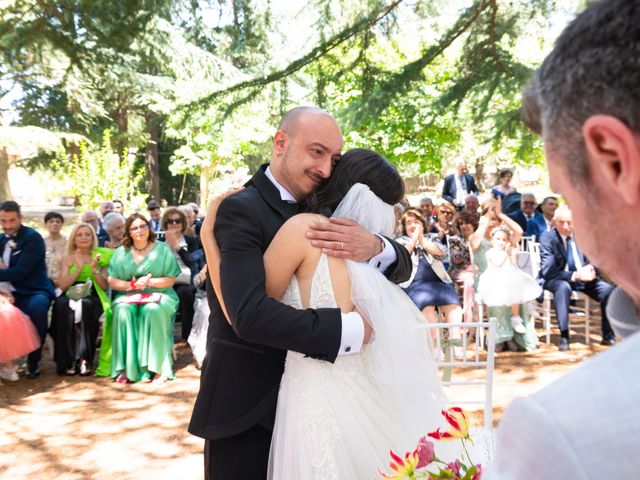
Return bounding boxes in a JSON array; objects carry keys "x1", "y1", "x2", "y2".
[
  {"x1": 538, "y1": 205, "x2": 615, "y2": 351},
  {"x1": 526, "y1": 196, "x2": 557, "y2": 240}
]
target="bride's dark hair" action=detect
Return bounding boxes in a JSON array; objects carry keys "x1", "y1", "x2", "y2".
[{"x1": 309, "y1": 148, "x2": 405, "y2": 216}]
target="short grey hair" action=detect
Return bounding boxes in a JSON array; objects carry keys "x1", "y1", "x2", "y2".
[
  {"x1": 521, "y1": 0, "x2": 640, "y2": 184},
  {"x1": 102, "y1": 212, "x2": 125, "y2": 233}
]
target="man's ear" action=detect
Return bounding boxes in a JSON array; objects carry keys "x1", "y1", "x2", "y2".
[
  {"x1": 583, "y1": 115, "x2": 640, "y2": 205},
  {"x1": 273, "y1": 130, "x2": 288, "y2": 157}
]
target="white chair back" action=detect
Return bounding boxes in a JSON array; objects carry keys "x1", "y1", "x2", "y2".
[{"x1": 421, "y1": 318, "x2": 497, "y2": 430}]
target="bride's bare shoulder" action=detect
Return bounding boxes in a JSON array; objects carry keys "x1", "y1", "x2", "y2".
[{"x1": 280, "y1": 213, "x2": 329, "y2": 232}]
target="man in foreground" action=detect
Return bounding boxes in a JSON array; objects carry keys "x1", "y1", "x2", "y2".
[{"x1": 487, "y1": 1, "x2": 640, "y2": 477}]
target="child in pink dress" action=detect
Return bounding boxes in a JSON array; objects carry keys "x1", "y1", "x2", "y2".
[{"x1": 0, "y1": 288, "x2": 41, "y2": 382}]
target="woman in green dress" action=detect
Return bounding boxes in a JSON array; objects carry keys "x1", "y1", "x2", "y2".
[
  {"x1": 108, "y1": 213, "x2": 181, "y2": 384},
  {"x1": 50, "y1": 223, "x2": 110, "y2": 375},
  {"x1": 469, "y1": 198, "x2": 539, "y2": 352}
]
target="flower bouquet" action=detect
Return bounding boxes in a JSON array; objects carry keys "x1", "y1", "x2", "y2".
[{"x1": 378, "y1": 407, "x2": 482, "y2": 480}]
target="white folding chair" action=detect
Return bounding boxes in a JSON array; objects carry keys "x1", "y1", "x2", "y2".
[
  {"x1": 421, "y1": 318, "x2": 497, "y2": 430},
  {"x1": 519, "y1": 235, "x2": 536, "y2": 252}
]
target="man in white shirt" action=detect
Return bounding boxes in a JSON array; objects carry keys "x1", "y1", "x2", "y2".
[{"x1": 486, "y1": 1, "x2": 640, "y2": 477}]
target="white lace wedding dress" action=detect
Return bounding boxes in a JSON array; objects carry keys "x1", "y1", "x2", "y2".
[{"x1": 268, "y1": 184, "x2": 456, "y2": 479}]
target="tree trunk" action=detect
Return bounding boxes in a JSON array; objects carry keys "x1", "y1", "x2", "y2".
[
  {"x1": 145, "y1": 112, "x2": 160, "y2": 202},
  {"x1": 111, "y1": 104, "x2": 129, "y2": 160},
  {"x1": 0, "y1": 148, "x2": 12, "y2": 201}
]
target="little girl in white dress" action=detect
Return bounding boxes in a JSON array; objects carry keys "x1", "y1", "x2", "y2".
[{"x1": 477, "y1": 226, "x2": 542, "y2": 333}]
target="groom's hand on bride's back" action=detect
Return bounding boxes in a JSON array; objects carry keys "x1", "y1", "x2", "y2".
[{"x1": 306, "y1": 217, "x2": 383, "y2": 261}]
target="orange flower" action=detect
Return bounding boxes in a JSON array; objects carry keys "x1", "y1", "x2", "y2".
[
  {"x1": 378, "y1": 449, "x2": 419, "y2": 479},
  {"x1": 427, "y1": 407, "x2": 470, "y2": 442}
]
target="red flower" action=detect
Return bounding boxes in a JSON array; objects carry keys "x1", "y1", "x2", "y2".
[{"x1": 428, "y1": 407, "x2": 470, "y2": 442}]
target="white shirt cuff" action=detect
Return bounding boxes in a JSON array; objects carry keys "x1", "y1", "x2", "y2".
[
  {"x1": 368, "y1": 235, "x2": 396, "y2": 272},
  {"x1": 339, "y1": 311, "x2": 364, "y2": 356}
]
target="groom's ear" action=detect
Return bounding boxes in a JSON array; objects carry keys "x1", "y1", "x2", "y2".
[{"x1": 274, "y1": 130, "x2": 288, "y2": 157}]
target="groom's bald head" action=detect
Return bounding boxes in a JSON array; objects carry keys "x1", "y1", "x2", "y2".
[{"x1": 270, "y1": 106, "x2": 343, "y2": 201}]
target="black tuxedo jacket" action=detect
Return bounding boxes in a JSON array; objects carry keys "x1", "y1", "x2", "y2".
[
  {"x1": 189, "y1": 164, "x2": 411, "y2": 440},
  {"x1": 0, "y1": 225, "x2": 55, "y2": 298},
  {"x1": 442, "y1": 173, "x2": 478, "y2": 204},
  {"x1": 538, "y1": 228, "x2": 588, "y2": 285}
]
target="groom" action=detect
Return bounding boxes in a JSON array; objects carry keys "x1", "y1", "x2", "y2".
[{"x1": 188, "y1": 106, "x2": 411, "y2": 479}]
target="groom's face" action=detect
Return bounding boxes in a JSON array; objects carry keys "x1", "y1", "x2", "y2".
[{"x1": 273, "y1": 112, "x2": 343, "y2": 201}]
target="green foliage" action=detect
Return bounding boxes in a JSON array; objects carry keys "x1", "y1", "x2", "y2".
[{"x1": 51, "y1": 130, "x2": 145, "y2": 209}]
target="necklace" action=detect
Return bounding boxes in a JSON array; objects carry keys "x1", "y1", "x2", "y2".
[{"x1": 133, "y1": 243, "x2": 150, "y2": 254}]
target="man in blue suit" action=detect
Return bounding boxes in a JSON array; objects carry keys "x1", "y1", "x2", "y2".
[
  {"x1": 441, "y1": 161, "x2": 478, "y2": 209},
  {"x1": 508, "y1": 193, "x2": 543, "y2": 232},
  {"x1": 538, "y1": 205, "x2": 615, "y2": 351},
  {"x1": 0, "y1": 201, "x2": 55, "y2": 378},
  {"x1": 526, "y1": 196, "x2": 558, "y2": 240}
]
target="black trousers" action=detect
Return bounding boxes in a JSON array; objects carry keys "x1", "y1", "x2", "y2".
[
  {"x1": 174, "y1": 284, "x2": 195, "y2": 340},
  {"x1": 50, "y1": 293, "x2": 102, "y2": 373},
  {"x1": 204, "y1": 423, "x2": 272, "y2": 480}
]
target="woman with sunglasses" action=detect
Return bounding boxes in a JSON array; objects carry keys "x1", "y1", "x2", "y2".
[
  {"x1": 107, "y1": 213, "x2": 181, "y2": 384},
  {"x1": 160, "y1": 207, "x2": 199, "y2": 341}
]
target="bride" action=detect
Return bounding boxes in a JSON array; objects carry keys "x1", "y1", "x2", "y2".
[{"x1": 203, "y1": 149, "x2": 453, "y2": 478}]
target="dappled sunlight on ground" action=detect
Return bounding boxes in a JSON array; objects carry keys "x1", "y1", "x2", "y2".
[{"x1": 1, "y1": 327, "x2": 612, "y2": 478}]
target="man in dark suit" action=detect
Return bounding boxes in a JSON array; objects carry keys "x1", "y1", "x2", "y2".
[
  {"x1": 526, "y1": 196, "x2": 558, "y2": 240},
  {"x1": 508, "y1": 192, "x2": 542, "y2": 232},
  {"x1": 538, "y1": 205, "x2": 615, "y2": 351},
  {"x1": 441, "y1": 161, "x2": 479, "y2": 209},
  {"x1": 188, "y1": 106, "x2": 411, "y2": 479},
  {"x1": 0, "y1": 201, "x2": 55, "y2": 378}
]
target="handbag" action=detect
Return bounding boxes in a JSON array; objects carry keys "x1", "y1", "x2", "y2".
[{"x1": 66, "y1": 279, "x2": 93, "y2": 301}]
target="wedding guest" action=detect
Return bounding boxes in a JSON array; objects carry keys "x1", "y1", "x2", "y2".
[
  {"x1": 434, "y1": 202, "x2": 458, "y2": 240},
  {"x1": 470, "y1": 199, "x2": 538, "y2": 352},
  {"x1": 161, "y1": 207, "x2": 198, "y2": 340},
  {"x1": 397, "y1": 208, "x2": 462, "y2": 328},
  {"x1": 451, "y1": 210, "x2": 479, "y2": 324},
  {"x1": 50, "y1": 223, "x2": 108, "y2": 376},
  {"x1": 0, "y1": 288, "x2": 41, "y2": 383},
  {"x1": 508, "y1": 193, "x2": 541, "y2": 232},
  {"x1": 96, "y1": 200, "x2": 113, "y2": 244},
  {"x1": 81, "y1": 210, "x2": 100, "y2": 235},
  {"x1": 188, "y1": 202, "x2": 203, "y2": 237},
  {"x1": 108, "y1": 213, "x2": 180, "y2": 384},
  {"x1": 187, "y1": 251, "x2": 208, "y2": 368},
  {"x1": 488, "y1": 2, "x2": 640, "y2": 477},
  {"x1": 419, "y1": 197, "x2": 436, "y2": 222},
  {"x1": 179, "y1": 205, "x2": 197, "y2": 237},
  {"x1": 0, "y1": 201, "x2": 55, "y2": 379},
  {"x1": 101, "y1": 212, "x2": 126, "y2": 248},
  {"x1": 462, "y1": 194, "x2": 480, "y2": 216},
  {"x1": 526, "y1": 196, "x2": 557, "y2": 240},
  {"x1": 43, "y1": 211, "x2": 67, "y2": 285},
  {"x1": 491, "y1": 169, "x2": 517, "y2": 200},
  {"x1": 112, "y1": 199, "x2": 124, "y2": 216},
  {"x1": 538, "y1": 206, "x2": 615, "y2": 351},
  {"x1": 147, "y1": 200, "x2": 162, "y2": 233},
  {"x1": 442, "y1": 161, "x2": 478, "y2": 209}
]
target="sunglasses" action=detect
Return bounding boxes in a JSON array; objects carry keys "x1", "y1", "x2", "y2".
[
  {"x1": 129, "y1": 224, "x2": 149, "y2": 233},
  {"x1": 167, "y1": 218, "x2": 183, "y2": 225},
  {"x1": 440, "y1": 211, "x2": 453, "y2": 215}
]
